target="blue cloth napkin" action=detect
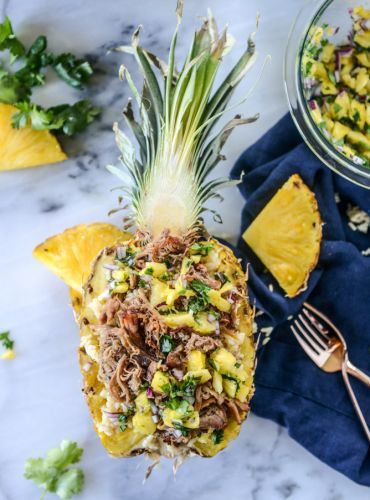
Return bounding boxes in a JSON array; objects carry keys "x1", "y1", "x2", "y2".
[{"x1": 230, "y1": 113, "x2": 370, "y2": 486}]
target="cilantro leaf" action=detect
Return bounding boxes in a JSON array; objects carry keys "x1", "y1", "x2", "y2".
[
  {"x1": 52, "y1": 53, "x2": 93, "y2": 89},
  {"x1": 0, "y1": 17, "x2": 25, "y2": 62},
  {"x1": 211, "y1": 429, "x2": 224, "y2": 445},
  {"x1": 0, "y1": 331, "x2": 14, "y2": 350},
  {"x1": 160, "y1": 334, "x2": 175, "y2": 354},
  {"x1": 24, "y1": 440, "x2": 84, "y2": 500},
  {"x1": 188, "y1": 279, "x2": 211, "y2": 314},
  {"x1": 45, "y1": 441, "x2": 83, "y2": 470},
  {"x1": 190, "y1": 242, "x2": 214, "y2": 256},
  {"x1": 11, "y1": 100, "x2": 100, "y2": 135},
  {"x1": 55, "y1": 469, "x2": 84, "y2": 500}
]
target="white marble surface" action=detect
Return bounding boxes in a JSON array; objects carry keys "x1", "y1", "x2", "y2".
[{"x1": 1, "y1": 0, "x2": 369, "y2": 499}]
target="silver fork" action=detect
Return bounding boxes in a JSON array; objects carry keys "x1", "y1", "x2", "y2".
[{"x1": 290, "y1": 302, "x2": 370, "y2": 442}]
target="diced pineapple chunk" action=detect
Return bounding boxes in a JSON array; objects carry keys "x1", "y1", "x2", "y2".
[
  {"x1": 208, "y1": 289, "x2": 231, "y2": 312},
  {"x1": 332, "y1": 122, "x2": 351, "y2": 141},
  {"x1": 135, "y1": 391, "x2": 151, "y2": 413},
  {"x1": 163, "y1": 312, "x2": 216, "y2": 334},
  {"x1": 112, "y1": 283, "x2": 129, "y2": 294},
  {"x1": 184, "y1": 411, "x2": 200, "y2": 429},
  {"x1": 150, "y1": 280, "x2": 170, "y2": 307},
  {"x1": 132, "y1": 413, "x2": 156, "y2": 435},
  {"x1": 151, "y1": 371, "x2": 170, "y2": 393},
  {"x1": 211, "y1": 348, "x2": 237, "y2": 373},
  {"x1": 184, "y1": 369, "x2": 212, "y2": 384},
  {"x1": 140, "y1": 261, "x2": 167, "y2": 277},
  {"x1": 236, "y1": 381, "x2": 251, "y2": 403},
  {"x1": 212, "y1": 371, "x2": 223, "y2": 394},
  {"x1": 187, "y1": 350, "x2": 206, "y2": 371},
  {"x1": 223, "y1": 379, "x2": 238, "y2": 398},
  {"x1": 350, "y1": 99, "x2": 366, "y2": 129},
  {"x1": 112, "y1": 269, "x2": 129, "y2": 282}
]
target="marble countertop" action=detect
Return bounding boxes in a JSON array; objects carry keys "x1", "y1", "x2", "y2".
[{"x1": 1, "y1": 0, "x2": 369, "y2": 499}]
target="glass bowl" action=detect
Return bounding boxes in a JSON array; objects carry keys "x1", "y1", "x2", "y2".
[{"x1": 284, "y1": 0, "x2": 370, "y2": 188}]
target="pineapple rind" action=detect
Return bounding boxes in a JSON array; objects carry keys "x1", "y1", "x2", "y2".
[{"x1": 79, "y1": 237, "x2": 255, "y2": 458}]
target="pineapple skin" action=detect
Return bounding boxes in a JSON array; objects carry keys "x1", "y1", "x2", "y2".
[{"x1": 78, "y1": 235, "x2": 255, "y2": 459}]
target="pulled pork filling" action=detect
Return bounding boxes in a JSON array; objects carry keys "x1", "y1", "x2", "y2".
[{"x1": 86, "y1": 230, "x2": 253, "y2": 448}]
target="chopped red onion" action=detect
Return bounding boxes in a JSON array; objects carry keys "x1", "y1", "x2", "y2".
[
  {"x1": 172, "y1": 368, "x2": 184, "y2": 380},
  {"x1": 208, "y1": 314, "x2": 216, "y2": 323},
  {"x1": 215, "y1": 321, "x2": 220, "y2": 336},
  {"x1": 173, "y1": 429, "x2": 182, "y2": 438},
  {"x1": 183, "y1": 396, "x2": 195, "y2": 405},
  {"x1": 308, "y1": 99, "x2": 318, "y2": 110},
  {"x1": 103, "y1": 264, "x2": 119, "y2": 271},
  {"x1": 152, "y1": 415, "x2": 159, "y2": 423},
  {"x1": 116, "y1": 247, "x2": 127, "y2": 260},
  {"x1": 150, "y1": 402, "x2": 158, "y2": 414},
  {"x1": 147, "y1": 387, "x2": 154, "y2": 398}
]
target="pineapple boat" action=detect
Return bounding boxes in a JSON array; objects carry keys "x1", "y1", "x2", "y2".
[{"x1": 81, "y1": 3, "x2": 256, "y2": 460}]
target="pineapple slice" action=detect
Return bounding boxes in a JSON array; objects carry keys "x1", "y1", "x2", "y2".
[
  {"x1": 0, "y1": 104, "x2": 67, "y2": 170},
  {"x1": 243, "y1": 174, "x2": 322, "y2": 298},
  {"x1": 33, "y1": 223, "x2": 131, "y2": 293}
]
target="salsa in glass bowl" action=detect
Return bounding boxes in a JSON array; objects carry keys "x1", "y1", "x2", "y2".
[{"x1": 285, "y1": 0, "x2": 370, "y2": 188}]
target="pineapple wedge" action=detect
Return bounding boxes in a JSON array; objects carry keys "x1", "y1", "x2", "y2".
[
  {"x1": 0, "y1": 103, "x2": 67, "y2": 170},
  {"x1": 243, "y1": 174, "x2": 322, "y2": 297},
  {"x1": 33, "y1": 223, "x2": 131, "y2": 293}
]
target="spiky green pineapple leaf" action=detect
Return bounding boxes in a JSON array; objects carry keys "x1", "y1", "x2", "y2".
[{"x1": 110, "y1": 0, "x2": 259, "y2": 237}]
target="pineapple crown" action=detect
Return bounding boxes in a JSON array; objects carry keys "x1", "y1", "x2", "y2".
[{"x1": 108, "y1": 1, "x2": 259, "y2": 238}]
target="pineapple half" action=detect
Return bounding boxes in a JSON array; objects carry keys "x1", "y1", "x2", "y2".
[{"x1": 79, "y1": 2, "x2": 257, "y2": 460}]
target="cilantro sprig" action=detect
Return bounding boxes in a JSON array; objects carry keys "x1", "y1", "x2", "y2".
[
  {"x1": 0, "y1": 16, "x2": 100, "y2": 136},
  {"x1": 0, "y1": 330, "x2": 14, "y2": 350},
  {"x1": 24, "y1": 440, "x2": 84, "y2": 500},
  {"x1": 188, "y1": 279, "x2": 211, "y2": 314}
]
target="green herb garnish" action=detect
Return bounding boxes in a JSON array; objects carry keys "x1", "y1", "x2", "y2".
[
  {"x1": 190, "y1": 242, "x2": 214, "y2": 256},
  {"x1": 160, "y1": 334, "x2": 175, "y2": 354},
  {"x1": 24, "y1": 440, "x2": 84, "y2": 500},
  {"x1": 172, "y1": 421, "x2": 190, "y2": 437},
  {"x1": 211, "y1": 429, "x2": 224, "y2": 445},
  {"x1": 0, "y1": 330, "x2": 14, "y2": 350},
  {"x1": 144, "y1": 266, "x2": 154, "y2": 276},
  {"x1": 0, "y1": 16, "x2": 100, "y2": 135},
  {"x1": 188, "y1": 279, "x2": 211, "y2": 314}
]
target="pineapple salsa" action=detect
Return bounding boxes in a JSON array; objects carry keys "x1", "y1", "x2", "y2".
[
  {"x1": 80, "y1": 233, "x2": 255, "y2": 458},
  {"x1": 302, "y1": 6, "x2": 370, "y2": 166}
]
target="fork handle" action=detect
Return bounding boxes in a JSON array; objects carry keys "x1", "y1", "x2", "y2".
[
  {"x1": 341, "y1": 366, "x2": 370, "y2": 443},
  {"x1": 345, "y1": 360, "x2": 370, "y2": 388}
]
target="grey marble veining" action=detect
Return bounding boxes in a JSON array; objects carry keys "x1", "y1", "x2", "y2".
[{"x1": 0, "y1": 0, "x2": 369, "y2": 499}]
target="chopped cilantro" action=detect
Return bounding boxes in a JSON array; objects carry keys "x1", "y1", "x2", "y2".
[
  {"x1": 0, "y1": 331, "x2": 14, "y2": 350},
  {"x1": 190, "y1": 242, "x2": 214, "y2": 256},
  {"x1": 118, "y1": 249, "x2": 137, "y2": 267},
  {"x1": 24, "y1": 440, "x2": 84, "y2": 500},
  {"x1": 117, "y1": 408, "x2": 134, "y2": 432},
  {"x1": 138, "y1": 279, "x2": 148, "y2": 288},
  {"x1": 172, "y1": 421, "x2": 189, "y2": 437},
  {"x1": 0, "y1": 17, "x2": 99, "y2": 135},
  {"x1": 353, "y1": 109, "x2": 360, "y2": 123},
  {"x1": 333, "y1": 102, "x2": 342, "y2": 114},
  {"x1": 144, "y1": 266, "x2": 154, "y2": 276},
  {"x1": 305, "y1": 61, "x2": 313, "y2": 74},
  {"x1": 160, "y1": 334, "x2": 175, "y2": 354},
  {"x1": 234, "y1": 362, "x2": 241, "y2": 369},
  {"x1": 159, "y1": 271, "x2": 173, "y2": 281},
  {"x1": 211, "y1": 429, "x2": 224, "y2": 445},
  {"x1": 188, "y1": 279, "x2": 211, "y2": 314}
]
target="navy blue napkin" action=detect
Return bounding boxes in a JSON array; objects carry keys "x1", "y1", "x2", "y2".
[{"x1": 231, "y1": 114, "x2": 370, "y2": 485}]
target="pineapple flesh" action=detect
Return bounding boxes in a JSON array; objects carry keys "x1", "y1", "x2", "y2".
[
  {"x1": 243, "y1": 174, "x2": 322, "y2": 298},
  {"x1": 78, "y1": 2, "x2": 258, "y2": 460},
  {"x1": 0, "y1": 103, "x2": 67, "y2": 170}
]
